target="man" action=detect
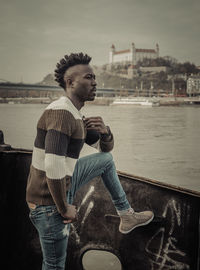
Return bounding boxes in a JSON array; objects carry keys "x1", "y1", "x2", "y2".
[{"x1": 26, "y1": 53, "x2": 154, "y2": 270}]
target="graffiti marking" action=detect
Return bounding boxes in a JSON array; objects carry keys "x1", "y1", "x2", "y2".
[{"x1": 145, "y1": 200, "x2": 189, "y2": 270}]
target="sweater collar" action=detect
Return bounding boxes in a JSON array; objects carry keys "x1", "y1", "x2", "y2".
[{"x1": 61, "y1": 96, "x2": 83, "y2": 119}]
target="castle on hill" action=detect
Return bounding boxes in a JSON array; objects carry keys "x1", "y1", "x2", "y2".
[{"x1": 109, "y1": 43, "x2": 159, "y2": 65}]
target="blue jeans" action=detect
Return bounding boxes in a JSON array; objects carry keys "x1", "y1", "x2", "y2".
[{"x1": 29, "y1": 152, "x2": 130, "y2": 270}]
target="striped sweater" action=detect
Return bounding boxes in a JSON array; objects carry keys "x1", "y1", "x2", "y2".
[{"x1": 26, "y1": 96, "x2": 114, "y2": 214}]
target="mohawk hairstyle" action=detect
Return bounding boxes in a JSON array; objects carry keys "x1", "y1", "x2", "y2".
[{"x1": 54, "y1": 52, "x2": 92, "y2": 89}]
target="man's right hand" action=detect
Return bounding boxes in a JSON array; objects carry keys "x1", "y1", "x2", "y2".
[{"x1": 61, "y1": 204, "x2": 77, "y2": 224}]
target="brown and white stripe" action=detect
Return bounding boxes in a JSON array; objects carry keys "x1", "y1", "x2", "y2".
[{"x1": 26, "y1": 96, "x2": 114, "y2": 214}]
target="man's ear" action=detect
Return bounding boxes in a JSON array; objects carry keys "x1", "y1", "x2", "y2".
[{"x1": 66, "y1": 78, "x2": 73, "y2": 88}]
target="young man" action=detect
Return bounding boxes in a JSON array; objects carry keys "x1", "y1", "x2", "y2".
[{"x1": 26, "y1": 53, "x2": 154, "y2": 270}]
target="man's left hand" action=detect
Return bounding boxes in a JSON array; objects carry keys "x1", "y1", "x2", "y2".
[{"x1": 84, "y1": 116, "x2": 109, "y2": 135}]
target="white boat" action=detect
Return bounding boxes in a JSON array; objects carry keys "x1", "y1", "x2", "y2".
[{"x1": 111, "y1": 97, "x2": 160, "y2": 106}]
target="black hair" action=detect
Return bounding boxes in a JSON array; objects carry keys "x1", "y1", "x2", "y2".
[{"x1": 54, "y1": 52, "x2": 92, "y2": 89}]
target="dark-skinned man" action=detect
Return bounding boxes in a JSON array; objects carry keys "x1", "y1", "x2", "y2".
[{"x1": 26, "y1": 53, "x2": 154, "y2": 270}]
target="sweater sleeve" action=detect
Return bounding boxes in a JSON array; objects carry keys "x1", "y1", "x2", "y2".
[
  {"x1": 44, "y1": 109, "x2": 76, "y2": 214},
  {"x1": 85, "y1": 128, "x2": 114, "y2": 152},
  {"x1": 99, "y1": 132, "x2": 114, "y2": 152}
]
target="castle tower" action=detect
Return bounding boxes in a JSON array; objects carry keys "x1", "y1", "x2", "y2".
[
  {"x1": 156, "y1": 43, "x2": 159, "y2": 57},
  {"x1": 109, "y1": 44, "x2": 115, "y2": 64},
  {"x1": 131, "y1": 42, "x2": 136, "y2": 65}
]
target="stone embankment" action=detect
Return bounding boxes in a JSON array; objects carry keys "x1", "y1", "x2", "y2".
[{"x1": 1, "y1": 96, "x2": 200, "y2": 106}]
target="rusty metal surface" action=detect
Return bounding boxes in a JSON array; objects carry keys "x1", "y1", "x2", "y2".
[{"x1": 0, "y1": 149, "x2": 199, "y2": 270}]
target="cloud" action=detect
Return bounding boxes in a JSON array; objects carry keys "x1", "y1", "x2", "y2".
[{"x1": 0, "y1": 0, "x2": 199, "y2": 82}]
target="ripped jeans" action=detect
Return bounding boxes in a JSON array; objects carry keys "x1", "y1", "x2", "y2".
[{"x1": 29, "y1": 152, "x2": 131, "y2": 270}]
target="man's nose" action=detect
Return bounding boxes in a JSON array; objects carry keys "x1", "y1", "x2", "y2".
[{"x1": 92, "y1": 78, "x2": 97, "y2": 86}]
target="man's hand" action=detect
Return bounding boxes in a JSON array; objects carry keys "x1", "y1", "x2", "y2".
[
  {"x1": 61, "y1": 204, "x2": 77, "y2": 224},
  {"x1": 84, "y1": 116, "x2": 109, "y2": 135}
]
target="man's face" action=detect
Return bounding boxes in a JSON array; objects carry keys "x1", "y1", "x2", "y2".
[{"x1": 68, "y1": 64, "x2": 97, "y2": 102}]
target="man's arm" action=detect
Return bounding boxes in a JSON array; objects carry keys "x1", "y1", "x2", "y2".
[
  {"x1": 43, "y1": 109, "x2": 77, "y2": 221},
  {"x1": 99, "y1": 125, "x2": 114, "y2": 152},
  {"x1": 84, "y1": 116, "x2": 114, "y2": 152}
]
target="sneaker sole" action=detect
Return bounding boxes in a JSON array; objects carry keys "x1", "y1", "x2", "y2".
[{"x1": 119, "y1": 213, "x2": 154, "y2": 234}]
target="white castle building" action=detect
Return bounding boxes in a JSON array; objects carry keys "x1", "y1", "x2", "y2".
[{"x1": 109, "y1": 43, "x2": 159, "y2": 65}]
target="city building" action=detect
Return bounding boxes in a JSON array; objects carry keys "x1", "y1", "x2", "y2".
[
  {"x1": 109, "y1": 43, "x2": 159, "y2": 65},
  {"x1": 187, "y1": 75, "x2": 200, "y2": 96}
]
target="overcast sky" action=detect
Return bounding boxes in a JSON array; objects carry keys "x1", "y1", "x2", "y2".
[{"x1": 0, "y1": 0, "x2": 199, "y2": 83}]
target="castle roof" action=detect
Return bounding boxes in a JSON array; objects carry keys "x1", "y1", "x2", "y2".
[{"x1": 114, "y1": 48, "x2": 156, "y2": 55}]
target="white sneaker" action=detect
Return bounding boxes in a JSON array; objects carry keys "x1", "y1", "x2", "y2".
[{"x1": 119, "y1": 209, "x2": 154, "y2": 234}]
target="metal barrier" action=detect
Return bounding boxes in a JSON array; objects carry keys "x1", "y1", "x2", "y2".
[{"x1": 0, "y1": 131, "x2": 199, "y2": 270}]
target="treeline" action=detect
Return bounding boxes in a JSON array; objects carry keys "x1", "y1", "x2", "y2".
[
  {"x1": 137, "y1": 57, "x2": 199, "y2": 75},
  {"x1": 97, "y1": 57, "x2": 199, "y2": 92},
  {"x1": 95, "y1": 72, "x2": 173, "y2": 91}
]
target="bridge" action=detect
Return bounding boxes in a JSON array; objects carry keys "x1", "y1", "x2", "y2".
[
  {"x1": 0, "y1": 82, "x2": 135, "y2": 98},
  {"x1": 0, "y1": 83, "x2": 200, "y2": 104}
]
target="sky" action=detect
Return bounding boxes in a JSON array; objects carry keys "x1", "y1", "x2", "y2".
[{"x1": 0, "y1": 0, "x2": 199, "y2": 83}]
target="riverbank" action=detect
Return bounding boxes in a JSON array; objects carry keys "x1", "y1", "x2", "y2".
[
  {"x1": 1, "y1": 96, "x2": 200, "y2": 106},
  {"x1": 159, "y1": 97, "x2": 200, "y2": 106},
  {"x1": 0, "y1": 96, "x2": 114, "y2": 105}
]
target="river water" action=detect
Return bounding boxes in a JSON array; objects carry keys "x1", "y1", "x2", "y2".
[{"x1": 0, "y1": 103, "x2": 200, "y2": 192}]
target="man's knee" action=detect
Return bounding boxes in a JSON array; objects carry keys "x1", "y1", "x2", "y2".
[
  {"x1": 100, "y1": 152, "x2": 116, "y2": 170},
  {"x1": 100, "y1": 152, "x2": 113, "y2": 163}
]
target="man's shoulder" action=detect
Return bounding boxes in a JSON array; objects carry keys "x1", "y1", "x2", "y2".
[{"x1": 45, "y1": 96, "x2": 82, "y2": 120}]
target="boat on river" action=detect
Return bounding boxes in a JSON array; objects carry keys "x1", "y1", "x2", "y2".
[
  {"x1": 0, "y1": 130, "x2": 199, "y2": 270},
  {"x1": 111, "y1": 97, "x2": 160, "y2": 107}
]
